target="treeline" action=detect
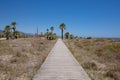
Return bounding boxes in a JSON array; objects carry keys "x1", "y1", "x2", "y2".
[
  {"x1": 0, "y1": 22, "x2": 33, "y2": 40},
  {"x1": 3, "y1": 22, "x2": 19, "y2": 40},
  {"x1": 0, "y1": 22, "x2": 86, "y2": 40},
  {"x1": 0, "y1": 22, "x2": 59, "y2": 40},
  {"x1": 44, "y1": 23, "x2": 66, "y2": 40}
]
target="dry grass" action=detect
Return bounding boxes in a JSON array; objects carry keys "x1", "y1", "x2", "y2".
[
  {"x1": 0, "y1": 38, "x2": 56, "y2": 80},
  {"x1": 64, "y1": 38, "x2": 120, "y2": 80}
]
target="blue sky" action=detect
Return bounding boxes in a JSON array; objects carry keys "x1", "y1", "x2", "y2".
[{"x1": 0, "y1": 0, "x2": 120, "y2": 38}]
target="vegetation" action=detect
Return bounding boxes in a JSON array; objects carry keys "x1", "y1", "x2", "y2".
[
  {"x1": 45, "y1": 27, "x2": 57, "y2": 40},
  {"x1": 0, "y1": 34, "x2": 5, "y2": 38},
  {"x1": 69, "y1": 34, "x2": 74, "y2": 39},
  {"x1": 59, "y1": 23, "x2": 66, "y2": 40},
  {"x1": 0, "y1": 21, "x2": 35, "y2": 40},
  {"x1": 11, "y1": 22, "x2": 17, "y2": 38},
  {"x1": 65, "y1": 32, "x2": 69, "y2": 39},
  {"x1": 64, "y1": 32, "x2": 74, "y2": 39},
  {"x1": 3, "y1": 22, "x2": 20, "y2": 40},
  {"x1": 64, "y1": 38, "x2": 120, "y2": 80},
  {"x1": 14, "y1": 30, "x2": 20, "y2": 38},
  {"x1": 50, "y1": 26, "x2": 54, "y2": 33},
  {"x1": 0, "y1": 38, "x2": 56, "y2": 80},
  {"x1": 4, "y1": 25, "x2": 11, "y2": 40}
]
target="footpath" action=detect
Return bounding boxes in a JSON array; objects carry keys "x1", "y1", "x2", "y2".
[{"x1": 33, "y1": 39, "x2": 91, "y2": 80}]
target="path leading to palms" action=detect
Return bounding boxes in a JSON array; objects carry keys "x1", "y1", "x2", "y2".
[{"x1": 33, "y1": 39, "x2": 91, "y2": 80}]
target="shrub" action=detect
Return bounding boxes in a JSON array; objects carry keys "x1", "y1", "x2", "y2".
[
  {"x1": 105, "y1": 66, "x2": 120, "y2": 79},
  {"x1": 82, "y1": 62, "x2": 98, "y2": 70},
  {"x1": 86, "y1": 37, "x2": 92, "y2": 39},
  {"x1": 75, "y1": 38, "x2": 79, "y2": 41},
  {"x1": 105, "y1": 71, "x2": 114, "y2": 78},
  {"x1": 109, "y1": 44, "x2": 120, "y2": 52}
]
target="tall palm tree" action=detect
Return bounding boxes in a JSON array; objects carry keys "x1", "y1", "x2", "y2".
[
  {"x1": 11, "y1": 22, "x2": 16, "y2": 31},
  {"x1": 50, "y1": 26, "x2": 54, "y2": 33},
  {"x1": 4, "y1": 25, "x2": 11, "y2": 40},
  {"x1": 11, "y1": 22, "x2": 16, "y2": 38},
  {"x1": 46, "y1": 28, "x2": 49, "y2": 39},
  {"x1": 59, "y1": 23, "x2": 66, "y2": 40}
]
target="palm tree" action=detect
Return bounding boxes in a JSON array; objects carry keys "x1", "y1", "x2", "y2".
[
  {"x1": 46, "y1": 28, "x2": 49, "y2": 39},
  {"x1": 59, "y1": 23, "x2": 66, "y2": 40},
  {"x1": 11, "y1": 22, "x2": 16, "y2": 38},
  {"x1": 4, "y1": 25, "x2": 11, "y2": 40},
  {"x1": 50, "y1": 26, "x2": 54, "y2": 33}
]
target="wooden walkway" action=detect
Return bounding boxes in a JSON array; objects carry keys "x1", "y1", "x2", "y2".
[{"x1": 33, "y1": 39, "x2": 91, "y2": 80}]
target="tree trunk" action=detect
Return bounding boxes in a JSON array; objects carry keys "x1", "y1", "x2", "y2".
[{"x1": 61, "y1": 29, "x2": 63, "y2": 40}]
